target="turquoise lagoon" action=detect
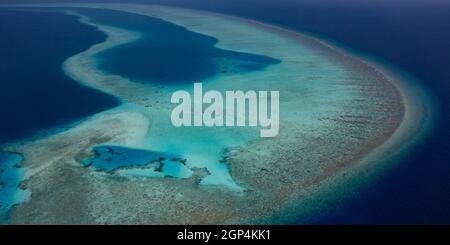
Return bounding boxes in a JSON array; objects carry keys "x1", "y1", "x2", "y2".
[
  {"x1": 0, "y1": 152, "x2": 30, "y2": 224},
  {"x1": 82, "y1": 145, "x2": 192, "y2": 178}
]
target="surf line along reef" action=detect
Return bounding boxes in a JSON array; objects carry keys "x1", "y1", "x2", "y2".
[{"x1": 171, "y1": 83, "x2": 280, "y2": 137}]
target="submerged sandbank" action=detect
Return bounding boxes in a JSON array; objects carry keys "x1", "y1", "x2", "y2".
[{"x1": 0, "y1": 3, "x2": 433, "y2": 224}]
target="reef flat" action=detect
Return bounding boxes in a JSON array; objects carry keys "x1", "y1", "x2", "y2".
[{"x1": 0, "y1": 4, "x2": 431, "y2": 224}]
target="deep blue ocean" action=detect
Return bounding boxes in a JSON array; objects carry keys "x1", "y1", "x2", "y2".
[
  {"x1": 0, "y1": 0, "x2": 449, "y2": 224},
  {"x1": 0, "y1": 9, "x2": 119, "y2": 145}
]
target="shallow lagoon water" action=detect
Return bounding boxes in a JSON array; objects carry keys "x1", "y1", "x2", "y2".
[
  {"x1": 0, "y1": 152, "x2": 30, "y2": 224},
  {"x1": 82, "y1": 145, "x2": 173, "y2": 172},
  {"x1": 82, "y1": 145, "x2": 193, "y2": 178}
]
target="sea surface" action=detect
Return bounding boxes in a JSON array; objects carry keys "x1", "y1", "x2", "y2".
[
  {"x1": 82, "y1": 145, "x2": 193, "y2": 179},
  {"x1": 1, "y1": 1, "x2": 450, "y2": 224},
  {"x1": 0, "y1": 8, "x2": 120, "y2": 222},
  {"x1": 71, "y1": 8, "x2": 282, "y2": 191},
  {"x1": 77, "y1": 8, "x2": 280, "y2": 84},
  {"x1": 0, "y1": 9, "x2": 119, "y2": 145},
  {"x1": 145, "y1": 0, "x2": 450, "y2": 224},
  {"x1": 0, "y1": 6, "x2": 282, "y2": 215},
  {"x1": 0, "y1": 151, "x2": 29, "y2": 223}
]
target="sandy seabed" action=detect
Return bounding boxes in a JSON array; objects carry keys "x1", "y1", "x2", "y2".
[{"x1": 0, "y1": 3, "x2": 434, "y2": 224}]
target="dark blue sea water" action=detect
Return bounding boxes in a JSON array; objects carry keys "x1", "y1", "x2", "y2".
[
  {"x1": 0, "y1": 9, "x2": 119, "y2": 145},
  {"x1": 77, "y1": 8, "x2": 280, "y2": 84}
]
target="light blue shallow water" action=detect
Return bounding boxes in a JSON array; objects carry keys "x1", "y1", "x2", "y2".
[
  {"x1": 82, "y1": 145, "x2": 193, "y2": 179},
  {"x1": 0, "y1": 151, "x2": 30, "y2": 224}
]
